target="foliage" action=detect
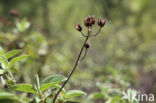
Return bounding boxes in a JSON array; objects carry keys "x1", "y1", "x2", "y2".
[{"x1": 0, "y1": 0, "x2": 156, "y2": 103}]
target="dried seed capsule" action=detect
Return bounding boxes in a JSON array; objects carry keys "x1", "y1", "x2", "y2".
[
  {"x1": 84, "y1": 16, "x2": 92, "y2": 27},
  {"x1": 75, "y1": 24, "x2": 82, "y2": 31},
  {"x1": 98, "y1": 18, "x2": 106, "y2": 27},
  {"x1": 85, "y1": 42, "x2": 90, "y2": 49}
]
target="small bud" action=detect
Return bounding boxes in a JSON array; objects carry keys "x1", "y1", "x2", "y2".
[
  {"x1": 98, "y1": 18, "x2": 106, "y2": 27},
  {"x1": 10, "y1": 9, "x2": 19, "y2": 17},
  {"x1": 75, "y1": 24, "x2": 82, "y2": 31},
  {"x1": 85, "y1": 42, "x2": 90, "y2": 49}
]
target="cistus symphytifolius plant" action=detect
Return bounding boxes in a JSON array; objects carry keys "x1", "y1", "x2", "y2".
[
  {"x1": 53, "y1": 16, "x2": 106, "y2": 103},
  {"x1": 0, "y1": 16, "x2": 106, "y2": 103}
]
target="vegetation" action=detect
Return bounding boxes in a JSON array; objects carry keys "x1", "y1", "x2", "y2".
[{"x1": 0, "y1": 0, "x2": 155, "y2": 103}]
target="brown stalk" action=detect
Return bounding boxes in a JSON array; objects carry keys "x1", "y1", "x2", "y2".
[{"x1": 53, "y1": 36, "x2": 89, "y2": 103}]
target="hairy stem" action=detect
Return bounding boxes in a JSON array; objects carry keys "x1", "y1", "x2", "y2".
[{"x1": 53, "y1": 37, "x2": 89, "y2": 103}]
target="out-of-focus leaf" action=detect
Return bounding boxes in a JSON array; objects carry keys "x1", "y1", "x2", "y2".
[
  {"x1": 0, "y1": 93, "x2": 14, "y2": 99},
  {"x1": 0, "y1": 55, "x2": 8, "y2": 68},
  {"x1": 42, "y1": 75, "x2": 67, "y2": 84},
  {"x1": 10, "y1": 68, "x2": 20, "y2": 74},
  {"x1": 0, "y1": 69, "x2": 4, "y2": 75},
  {"x1": 65, "y1": 101, "x2": 80, "y2": 103},
  {"x1": 88, "y1": 92, "x2": 104, "y2": 99},
  {"x1": 6, "y1": 50, "x2": 22, "y2": 59},
  {"x1": 10, "y1": 84, "x2": 38, "y2": 94},
  {"x1": 8, "y1": 55, "x2": 28, "y2": 68},
  {"x1": 29, "y1": 97, "x2": 41, "y2": 103},
  {"x1": 66, "y1": 90, "x2": 86, "y2": 98}
]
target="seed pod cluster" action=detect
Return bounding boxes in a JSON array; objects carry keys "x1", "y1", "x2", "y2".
[{"x1": 75, "y1": 16, "x2": 106, "y2": 32}]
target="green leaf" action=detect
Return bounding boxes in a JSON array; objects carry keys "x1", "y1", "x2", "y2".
[
  {"x1": 10, "y1": 68, "x2": 20, "y2": 74},
  {"x1": 6, "y1": 50, "x2": 22, "y2": 59},
  {"x1": 0, "y1": 55, "x2": 8, "y2": 68},
  {"x1": 66, "y1": 90, "x2": 86, "y2": 98},
  {"x1": 88, "y1": 93, "x2": 104, "y2": 99},
  {"x1": 40, "y1": 75, "x2": 67, "y2": 92},
  {"x1": 10, "y1": 84, "x2": 38, "y2": 94},
  {"x1": 0, "y1": 93, "x2": 14, "y2": 99},
  {"x1": 34, "y1": 74, "x2": 41, "y2": 94},
  {"x1": 42, "y1": 75, "x2": 67, "y2": 84},
  {"x1": 40, "y1": 83, "x2": 56, "y2": 92},
  {"x1": 8, "y1": 55, "x2": 28, "y2": 68}
]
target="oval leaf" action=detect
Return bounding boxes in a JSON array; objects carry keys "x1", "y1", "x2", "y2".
[
  {"x1": 8, "y1": 55, "x2": 28, "y2": 68},
  {"x1": 66, "y1": 90, "x2": 86, "y2": 98},
  {"x1": 40, "y1": 75, "x2": 67, "y2": 92},
  {"x1": 10, "y1": 84, "x2": 37, "y2": 94},
  {"x1": 6, "y1": 50, "x2": 22, "y2": 59},
  {"x1": 42, "y1": 75, "x2": 67, "y2": 84}
]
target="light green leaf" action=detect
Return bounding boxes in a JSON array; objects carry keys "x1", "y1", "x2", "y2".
[
  {"x1": 0, "y1": 93, "x2": 14, "y2": 99},
  {"x1": 40, "y1": 83, "x2": 56, "y2": 92},
  {"x1": 0, "y1": 55, "x2": 8, "y2": 69},
  {"x1": 8, "y1": 55, "x2": 28, "y2": 68},
  {"x1": 34, "y1": 74, "x2": 41, "y2": 94},
  {"x1": 40, "y1": 75, "x2": 67, "y2": 92},
  {"x1": 66, "y1": 90, "x2": 86, "y2": 98},
  {"x1": 6, "y1": 50, "x2": 22, "y2": 59},
  {"x1": 42, "y1": 75, "x2": 67, "y2": 84},
  {"x1": 11, "y1": 84, "x2": 38, "y2": 94},
  {"x1": 88, "y1": 92, "x2": 104, "y2": 99}
]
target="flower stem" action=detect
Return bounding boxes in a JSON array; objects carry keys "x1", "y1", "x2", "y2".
[{"x1": 53, "y1": 37, "x2": 89, "y2": 103}]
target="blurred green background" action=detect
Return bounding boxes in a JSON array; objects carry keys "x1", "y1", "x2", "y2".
[{"x1": 0, "y1": 0, "x2": 156, "y2": 102}]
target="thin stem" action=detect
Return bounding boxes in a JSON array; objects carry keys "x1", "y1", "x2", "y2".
[
  {"x1": 91, "y1": 27, "x2": 101, "y2": 37},
  {"x1": 79, "y1": 48, "x2": 88, "y2": 64},
  {"x1": 81, "y1": 31, "x2": 87, "y2": 37},
  {"x1": 53, "y1": 37, "x2": 89, "y2": 103}
]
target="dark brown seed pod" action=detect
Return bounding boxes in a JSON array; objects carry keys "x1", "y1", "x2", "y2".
[
  {"x1": 75, "y1": 24, "x2": 82, "y2": 31},
  {"x1": 98, "y1": 18, "x2": 106, "y2": 27},
  {"x1": 84, "y1": 16, "x2": 92, "y2": 27},
  {"x1": 85, "y1": 42, "x2": 90, "y2": 49}
]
